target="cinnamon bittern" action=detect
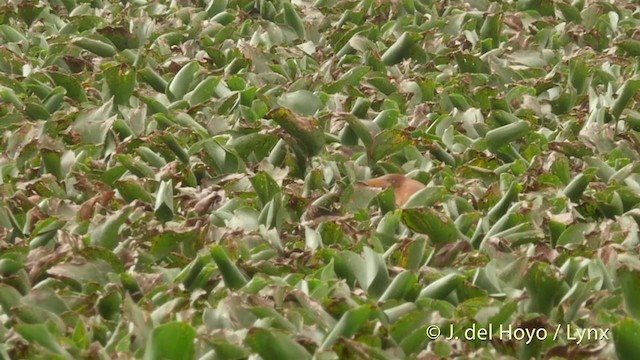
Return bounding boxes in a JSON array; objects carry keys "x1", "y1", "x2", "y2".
[{"x1": 363, "y1": 174, "x2": 425, "y2": 208}]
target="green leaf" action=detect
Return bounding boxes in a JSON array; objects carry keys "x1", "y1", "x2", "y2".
[
  {"x1": 188, "y1": 75, "x2": 220, "y2": 106},
  {"x1": 29, "y1": 218, "x2": 66, "y2": 248},
  {"x1": 403, "y1": 237, "x2": 427, "y2": 270},
  {"x1": 363, "y1": 247, "x2": 389, "y2": 297},
  {"x1": 369, "y1": 129, "x2": 410, "y2": 162},
  {"x1": 139, "y1": 67, "x2": 168, "y2": 93},
  {"x1": 524, "y1": 262, "x2": 564, "y2": 316},
  {"x1": 381, "y1": 32, "x2": 421, "y2": 66},
  {"x1": 613, "y1": 318, "x2": 640, "y2": 360},
  {"x1": 209, "y1": 339, "x2": 249, "y2": 360},
  {"x1": 167, "y1": 61, "x2": 200, "y2": 102},
  {"x1": 73, "y1": 36, "x2": 118, "y2": 57},
  {"x1": 323, "y1": 66, "x2": 370, "y2": 94},
  {"x1": 72, "y1": 98, "x2": 115, "y2": 144},
  {"x1": 277, "y1": 90, "x2": 322, "y2": 116},
  {"x1": 104, "y1": 65, "x2": 136, "y2": 107},
  {"x1": 48, "y1": 71, "x2": 87, "y2": 102},
  {"x1": 0, "y1": 85, "x2": 24, "y2": 108},
  {"x1": 0, "y1": 258, "x2": 23, "y2": 276},
  {"x1": 485, "y1": 120, "x2": 531, "y2": 152},
  {"x1": 143, "y1": 322, "x2": 196, "y2": 360},
  {"x1": 206, "y1": 0, "x2": 228, "y2": 17},
  {"x1": 618, "y1": 265, "x2": 640, "y2": 320},
  {"x1": 150, "y1": 228, "x2": 200, "y2": 261},
  {"x1": 403, "y1": 186, "x2": 448, "y2": 209},
  {"x1": 97, "y1": 26, "x2": 138, "y2": 50},
  {"x1": 210, "y1": 245, "x2": 248, "y2": 290},
  {"x1": 48, "y1": 259, "x2": 113, "y2": 287},
  {"x1": 319, "y1": 305, "x2": 371, "y2": 351},
  {"x1": 379, "y1": 271, "x2": 418, "y2": 302},
  {"x1": 343, "y1": 114, "x2": 374, "y2": 147},
  {"x1": 487, "y1": 181, "x2": 520, "y2": 222},
  {"x1": 374, "y1": 186, "x2": 396, "y2": 214},
  {"x1": 43, "y1": 86, "x2": 66, "y2": 114},
  {"x1": 401, "y1": 207, "x2": 458, "y2": 244},
  {"x1": 17, "y1": 2, "x2": 44, "y2": 26},
  {"x1": 154, "y1": 179, "x2": 174, "y2": 222},
  {"x1": 618, "y1": 39, "x2": 640, "y2": 57},
  {"x1": 160, "y1": 132, "x2": 191, "y2": 164},
  {"x1": 15, "y1": 324, "x2": 72, "y2": 359},
  {"x1": 569, "y1": 59, "x2": 589, "y2": 95},
  {"x1": 250, "y1": 171, "x2": 281, "y2": 207},
  {"x1": 282, "y1": 1, "x2": 305, "y2": 39},
  {"x1": 341, "y1": 183, "x2": 381, "y2": 213},
  {"x1": 0, "y1": 283, "x2": 22, "y2": 311},
  {"x1": 418, "y1": 273, "x2": 465, "y2": 299},
  {"x1": 611, "y1": 78, "x2": 640, "y2": 121},
  {"x1": 229, "y1": 133, "x2": 279, "y2": 161},
  {"x1": 557, "y1": 2, "x2": 582, "y2": 23},
  {"x1": 198, "y1": 138, "x2": 245, "y2": 174},
  {"x1": 137, "y1": 146, "x2": 167, "y2": 168},
  {"x1": 89, "y1": 208, "x2": 131, "y2": 250},
  {"x1": 116, "y1": 154, "x2": 156, "y2": 178},
  {"x1": 267, "y1": 107, "x2": 325, "y2": 159},
  {"x1": 97, "y1": 286, "x2": 122, "y2": 320},
  {"x1": 40, "y1": 148, "x2": 62, "y2": 180},
  {"x1": 563, "y1": 173, "x2": 590, "y2": 202},
  {"x1": 367, "y1": 77, "x2": 398, "y2": 96},
  {"x1": 245, "y1": 327, "x2": 312, "y2": 360},
  {"x1": 114, "y1": 179, "x2": 154, "y2": 204},
  {"x1": 0, "y1": 24, "x2": 28, "y2": 44},
  {"x1": 479, "y1": 12, "x2": 502, "y2": 47},
  {"x1": 250, "y1": 307, "x2": 297, "y2": 331},
  {"x1": 334, "y1": 250, "x2": 367, "y2": 288}
]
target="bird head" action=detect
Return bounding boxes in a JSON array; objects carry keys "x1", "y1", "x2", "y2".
[{"x1": 362, "y1": 174, "x2": 425, "y2": 208}]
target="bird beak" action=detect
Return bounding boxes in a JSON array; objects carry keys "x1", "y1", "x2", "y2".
[{"x1": 362, "y1": 178, "x2": 391, "y2": 188}]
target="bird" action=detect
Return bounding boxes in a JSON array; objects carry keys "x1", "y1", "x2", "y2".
[{"x1": 363, "y1": 174, "x2": 425, "y2": 208}]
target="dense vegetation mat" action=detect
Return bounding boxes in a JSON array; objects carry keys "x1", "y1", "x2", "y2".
[{"x1": 1, "y1": 0, "x2": 640, "y2": 359}]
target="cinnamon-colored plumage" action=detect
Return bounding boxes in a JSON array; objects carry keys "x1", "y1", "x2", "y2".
[{"x1": 364, "y1": 174, "x2": 425, "y2": 208}]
